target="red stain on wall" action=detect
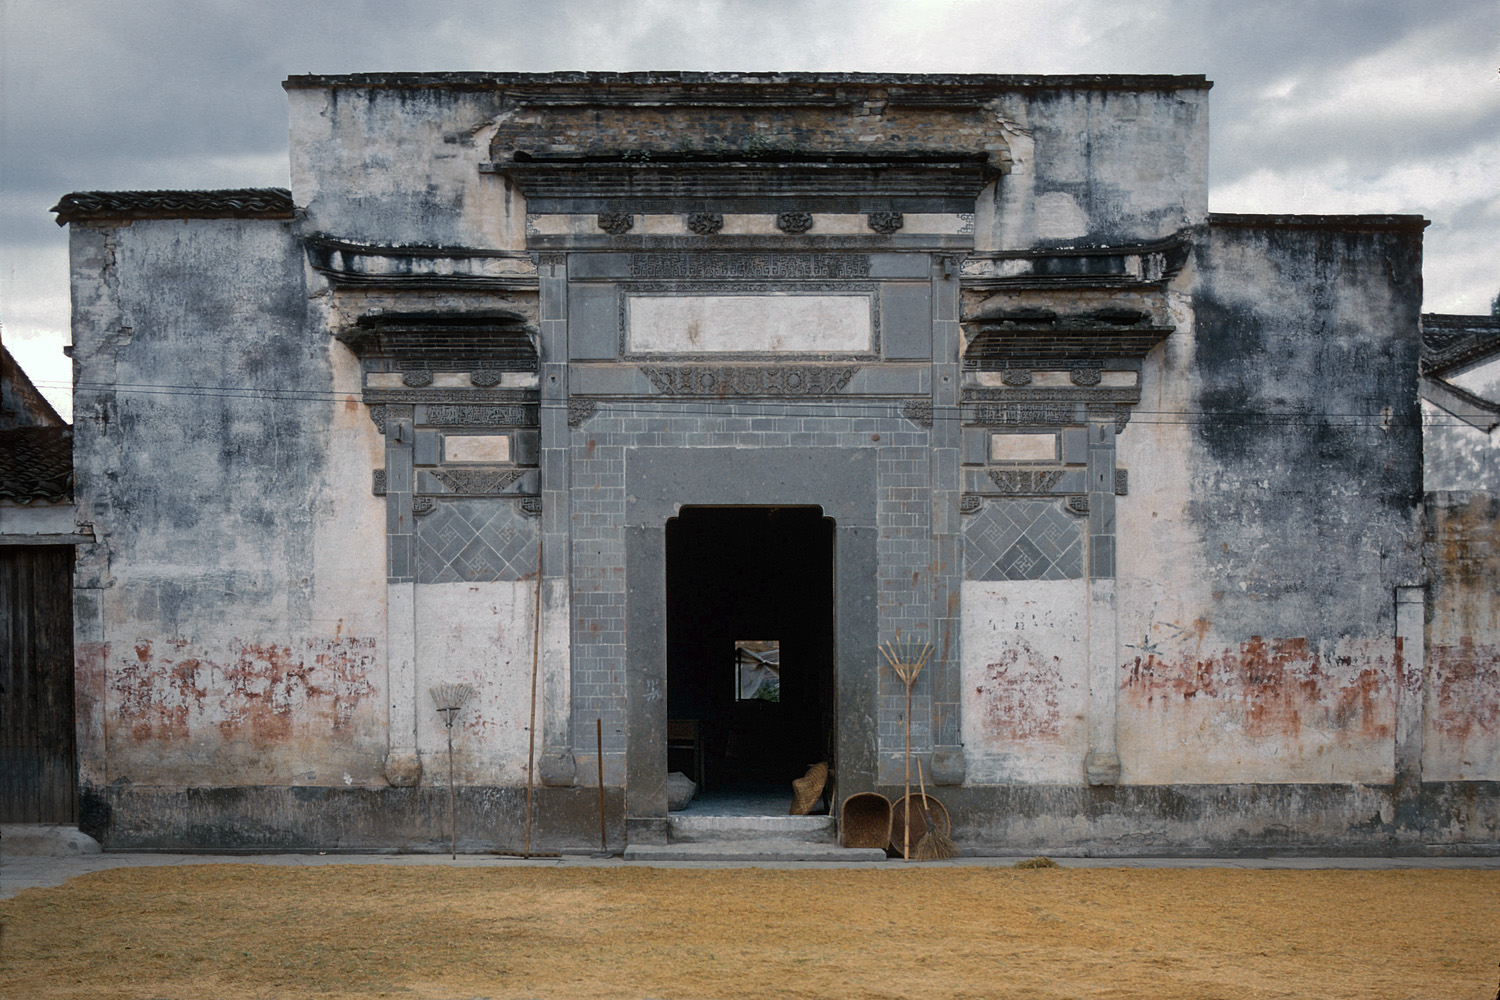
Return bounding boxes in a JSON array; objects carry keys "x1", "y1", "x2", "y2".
[
  {"x1": 109, "y1": 636, "x2": 378, "y2": 745},
  {"x1": 1123, "y1": 636, "x2": 1393, "y2": 741},
  {"x1": 1428, "y1": 639, "x2": 1500, "y2": 743},
  {"x1": 975, "y1": 645, "x2": 1064, "y2": 742}
]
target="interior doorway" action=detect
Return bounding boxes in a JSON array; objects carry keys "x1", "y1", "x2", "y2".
[{"x1": 664, "y1": 506, "x2": 835, "y2": 810}]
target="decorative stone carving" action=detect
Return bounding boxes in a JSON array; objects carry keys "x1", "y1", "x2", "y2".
[
  {"x1": 1002, "y1": 369, "x2": 1033, "y2": 386},
  {"x1": 518, "y1": 496, "x2": 543, "y2": 516},
  {"x1": 470, "y1": 370, "x2": 504, "y2": 387},
  {"x1": 628, "y1": 253, "x2": 872, "y2": 279},
  {"x1": 776, "y1": 212, "x2": 814, "y2": 234},
  {"x1": 640, "y1": 365, "x2": 859, "y2": 396},
  {"x1": 411, "y1": 496, "x2": 435, "y2": 515},
  {"x1": 372, "y1": 469, "x2": 386, "y2": 496},
  {"x1": 402, "y1": 370, "x2": 434, "y2": 387},
  {"x1": 1065, "y1": 495, "x2": 1090, "y2": 516},
  {"x1": 900, "y1": 400, "x2": 933, "y2": 428},
  {"x1": 368, "y1": 405, "x2": 387, "y2": 434},
  {"x1": 597, "y1": 212, "x2": 634, "y2": 235},
  {"x1": 431, "y1": 469, "x2": 525, "y2": 495},
  {"x1": 365, "y1": 388, "x2": 537, "y2": 406},
  {"x1": 423, "y1": 404, "x2": 535, "y2": 426},
  {"x1": 964, "y1": 386, "x2": 1139, "y2": 403},
  {"x1": 686, "y1": 212, "x2": 724, "y2": 235},
  {"x1": 567, "y1": 398, "x2": 599, "y2": 427},
  {"x1": 1115, "y1": 469, "x2": 1129, "y2": 496},
  {"x1": 959, "y1": 494, "x2": 982, "y2": 514},
  {"x1": 988, "y1": 469, "x2": 1065, "y2": 494},
  {"x1": 867, "y1": 211, "x2": 904, "y2": 234},
  {"x1": 1115, "y1": 407, "x2": 1132, "y2": 434},
  {"x1": 971, "y1": 403, "x2": 1076, "y2": 427},
  {"x1": 1071, "y1": 367, "x2": 1103, "y2": 387}
]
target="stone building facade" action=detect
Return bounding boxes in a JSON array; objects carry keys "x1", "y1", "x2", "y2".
[{"x1": 51, "y1": 72, "x2": 1497, "y2": 853}]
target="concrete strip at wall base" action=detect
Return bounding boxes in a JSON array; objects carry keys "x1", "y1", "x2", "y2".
[
  {"x1": 77, "y1": 781, "x2": 1499, "y2": 855},
  {"x1": 85, "y1": 785, "x2": 627, "y2": 855}
]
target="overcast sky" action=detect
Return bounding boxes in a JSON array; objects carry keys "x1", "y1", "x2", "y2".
[{"x1": 2, "y1": 0, "x2": 1496, "y2": 419}]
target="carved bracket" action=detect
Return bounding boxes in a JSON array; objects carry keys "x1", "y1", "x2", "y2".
[
  {"x1": 900, "y1": 400, "x2": 933, "y2": 429},
  {"x1": 568, "y1": 398, "x2": 599, "y2": 427}
]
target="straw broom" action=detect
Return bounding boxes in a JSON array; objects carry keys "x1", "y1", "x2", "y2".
[
  {"x1": 880, "y1": 639, "x2": 932, "y2": 862},
  {"x1": 913, "y1": 755, "x2": 958, "y2": 861}
]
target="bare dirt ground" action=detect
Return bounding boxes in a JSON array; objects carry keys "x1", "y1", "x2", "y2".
[{"x1": 0, "y1": 864, "x2": 1496, "y2": 999}]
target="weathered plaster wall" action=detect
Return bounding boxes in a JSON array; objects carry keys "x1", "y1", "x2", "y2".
[
  {"x1": 1113, "y1": 220, "x2": 1423, "y2": 785},
  {"x1": 961, "y1": 580, "x2": 1089, "y2": 783},
  {"x1": 979, "y1": 86, "x2": 1209, "y2": 251},
  {"x1": 1424, "y1": 492, "x2": 1500, "y2": 781},
  {"x1": 413, "y1": 581, "x2": 538, "y2": 783},
  {"x1": 69, "y1": 218, "x2": 388, "y2": 792},
  {"x1": 287, "y1": 86, "x2": 524, "y2": 248}
]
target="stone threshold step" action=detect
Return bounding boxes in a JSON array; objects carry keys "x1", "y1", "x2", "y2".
[
  {"x1": 624, "y1": 840, "x2": 887, "y2": 863},
  {"x1": 667, "y1": 814, "x2": 835, "y2": 843}
]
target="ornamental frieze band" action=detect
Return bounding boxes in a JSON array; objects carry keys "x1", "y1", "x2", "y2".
[
  {"x1": 640, "y1": 365, "x2": 860, "y2": 396},
  {"x1": 628, "y1": 252, "x2": 871, "y2": 280}
]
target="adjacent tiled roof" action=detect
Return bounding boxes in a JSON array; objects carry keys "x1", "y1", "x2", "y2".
[
  {"x1": 1421, "y1": 313, "x2": 1500, "y2": 377},
  {"x1": 1208, "y1": 213, "x2": 1429, "y2": 233},
  {"x1": 0, "y1": 427, "x2": 72, "y2": 504},
  {"x1": 51, "y1": 188, "x2": 294, "y2": 225},
  {"x1": 283, "y1": 71, "x2": 1212, "y2": 93}
]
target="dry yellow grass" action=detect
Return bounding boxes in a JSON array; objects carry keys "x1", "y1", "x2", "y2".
[{"x1": 1, "y1": 864, "x2": 1496, "y2": 999}]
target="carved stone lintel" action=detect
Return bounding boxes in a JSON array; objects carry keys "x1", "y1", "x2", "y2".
[
  {"x1": 628, "y1": 252, "x2": 871, "y2": 280},
  {"x1": 411, "y1": 496, "x2": 435, "y2": 515},
  {"x1": 568, "y1": 398, "x2": 599, "y2": 427},
  {"x1": 641, "y1": 365, "x2": 859, "y2": 396},
  {"x1": 1002, "y1": 369, "x2": 1033, "y2": 386},
  {"x1": 597, "y1": 212, "x2": 634, "y2": 235},
  {"x1": 959, "y1": 494, "x2": 982, "y2": 514},
  {"x1": 423, "y1": 404, "x2": 537, "y2": 427},
  {"x1": 988, "y1": 468, "x2": 1065, "y2": 494},
  {"x1": 686, "y1": 212, "x2": 724, "y2": 235},
  {"x1": 368, "y1": 404, "x2": 388, "y2": 435},
  {"x1": 900, "y1": 399, "x2": 933, "y2": 429},
  {"x1": 867, "y1": 211, "x2": 904, "y2": 234},
  {"x1": 431, "y1": 469, "x2": 525, "y2": 495},
  {"x1": 402, "y1": 370, "x2": 434, "y2": 387},
  {"x1": 776, "y1": 211, "x2": 814, "y2": 234},
  {"x1": 1065, "y1": 495, "x2": 1089, "y2": 517},
  {"x1": 518, "y1": 496, "x2": 543, "y2": 516},
  {"x1": 1114, "y1": 469, "x2": 1129, "y2": 496},
  {"x1": 372, "y1": 469, "x2": 387, "y2": 497},
  {"x1": 971, "y1": 403, "x2": 1076, "y2": 427},
  {"x1": 470, "y1": 370, "x2": 503, "y2": 387}
]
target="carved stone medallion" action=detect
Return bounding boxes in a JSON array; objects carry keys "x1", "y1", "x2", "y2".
[
  {"x1": 470, "y1": 371, "x2": 504, "y2": 387},
  {"x1": 1070, "y1": 367, "x2": 1102, "y2": 387},
  {"x1": 402, "y1": 370, "x2": 434, "y2": 387},
  {"x1": 776, "y1": 212, "x2": 814, "y2": 234},
  {"x1": 1115, "y1": 469, "x2": 1129, "y2": 496},
  {"x1": 686, "y1": 212, "x2": 724, "y2": 235},
  {"x1": 867, "y1": 211, "x2": 904, "y2": 234},
  {"x1": 597, "y1": 213, "x2": 635, "y2": 235},
  {"x1": 1001, "y1": 369, "x2": 1033, "y2": 386},
  {"x1": 372, "y1": 469, "x2": 387, "y2": 496}
]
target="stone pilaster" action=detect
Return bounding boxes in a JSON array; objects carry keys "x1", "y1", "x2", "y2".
[
  {"x1": 383, "y1": 406, "x2": 420, "y2": 786},
  {"x1": 1084, "y1": 415, "x2": 1120, "y2": 785},
  {"x1": 930, "y1": 254, "x2": 965, "y2": 782},
  {"x1": 537, "y1": 253, "x2": 574, "y2": 782}
]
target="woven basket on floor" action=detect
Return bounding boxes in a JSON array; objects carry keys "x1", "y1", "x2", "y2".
[
  {"x1": 840, "y1": 792, "x2": 892, "y2": 849},
  {"x1": 889, "y1": 792, "x2": 951, "y2": 854},
  {"x1": 789, "y1": 761, "x2": 828, "y2": 815}
]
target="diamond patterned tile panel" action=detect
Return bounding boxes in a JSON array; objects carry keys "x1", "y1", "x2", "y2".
[
  {"x1": 964, "y1": 499, "x2": 1081, "y2": 581},
  {"x1": 417, "y1": 499, "x2": 539, "y2": 583}
]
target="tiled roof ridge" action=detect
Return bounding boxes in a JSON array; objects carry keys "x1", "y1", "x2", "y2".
[{"x1": 52, "y1": 188, "x2": 294, "y2": 225}]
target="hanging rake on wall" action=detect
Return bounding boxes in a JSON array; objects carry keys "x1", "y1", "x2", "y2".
[
  {"x1": 430, "y1": 682, "x2": 475, "y2": 860},
  {"x1": 880, "y1": 638, "x2": 932, "y2": 862}
]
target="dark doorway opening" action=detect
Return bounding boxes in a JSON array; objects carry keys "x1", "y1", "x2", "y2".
[{"x1": 665, "y1": 506, "x2": 835, "y2": 808}]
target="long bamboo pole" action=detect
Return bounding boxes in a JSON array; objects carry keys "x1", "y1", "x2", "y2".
[
  {"x1": 596, "y1": 718, "x2": 607, "y2": 854},
  {"x1": 523, "y1": 534, "x2": 543, "y2": 859}
]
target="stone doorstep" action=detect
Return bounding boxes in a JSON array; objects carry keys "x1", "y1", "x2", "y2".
[
  {"x1": 0, "y1": 824, "x2": 103, "y2": 857},
  {"x1": 667, "y1": 813, "x2": 837, "y2": 844},
  {"x1": 624, "y1": 840, "x2": 888, "y2": 863}
]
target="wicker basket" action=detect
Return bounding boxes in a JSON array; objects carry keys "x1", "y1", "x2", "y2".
[
  {"x1": 889, "y1": 792, "x2": 951, "y2": 855},
  {"x1": 840, "y1": 792, "x2": 892, "y2": 849},
  {"x1": 789, "y1": 761, "x2": 828, "y2": 815}
]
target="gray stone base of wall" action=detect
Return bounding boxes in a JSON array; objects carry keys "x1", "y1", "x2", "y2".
[{"x1": 82, "y1": 782, "x2": 1500, "y2": 856}]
